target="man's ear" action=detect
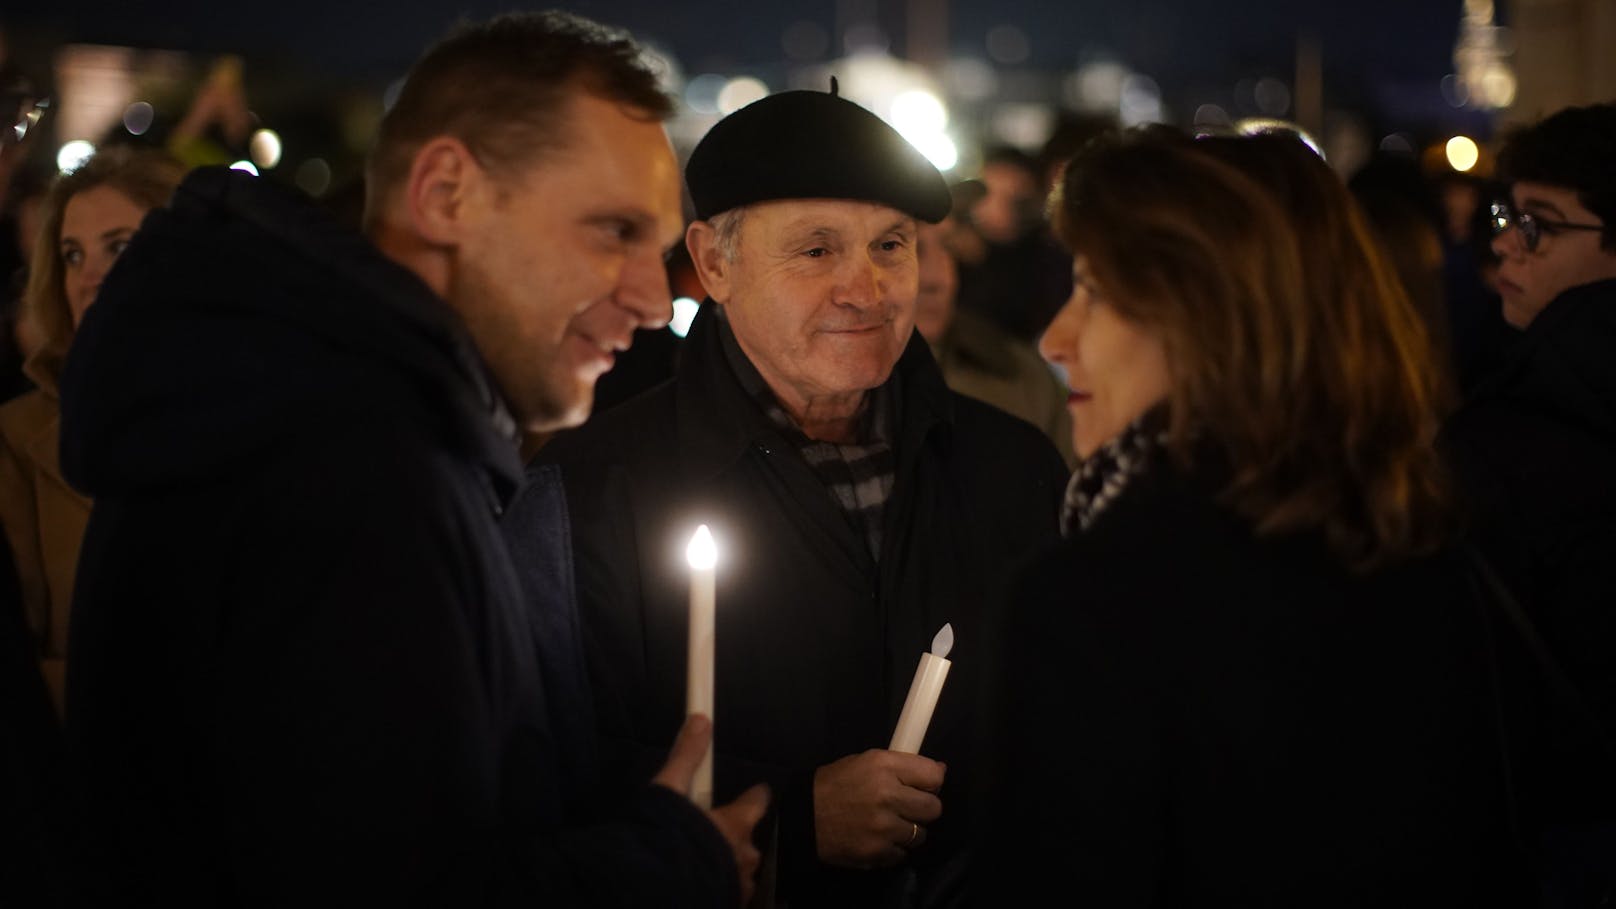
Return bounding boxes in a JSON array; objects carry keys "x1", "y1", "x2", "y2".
[
  {"x1": 685, "y1": 219, "x2": 733, "y2": 304},
  {"x1": 401, "y1": 136, "x2": 484, "y2": 247}
]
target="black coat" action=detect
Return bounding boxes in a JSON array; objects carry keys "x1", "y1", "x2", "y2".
[
  {"x1": 56, "y1": 168, "x2": 737, "y2": 907},
  {"x1": 1443, "y1": 277, "x2": 1616, "y2": 826},
  {"x1": 974, "y1": 455, "x2": 1532, "y2": 907},
  {"x1": 529, "y1": 302, "x2": 1068, "y2": 907}
]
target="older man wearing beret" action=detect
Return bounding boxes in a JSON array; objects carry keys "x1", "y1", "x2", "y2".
[{"x1": 519, "y1": 86, "x2": 1068, "y2": 907}]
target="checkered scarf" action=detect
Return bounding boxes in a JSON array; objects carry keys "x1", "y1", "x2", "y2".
[
  {"x1": 1060, "y1": 413, "x2": 1166, "y2": 537},
  {"x1": 718, "y1": 313, "x2": 896, "y2": 560}
]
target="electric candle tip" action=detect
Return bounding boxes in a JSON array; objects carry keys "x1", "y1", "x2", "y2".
[
  {"x1": 931, "y1": 623, "x2": 954, "y2": 659},
  {"x1": 686, "y1": 525, "x2": 717, "y2": 570}
]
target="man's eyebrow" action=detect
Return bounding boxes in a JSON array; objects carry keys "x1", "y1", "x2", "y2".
[{"x1": 878, "y1": 216, "x2": 917, "y2": 237}]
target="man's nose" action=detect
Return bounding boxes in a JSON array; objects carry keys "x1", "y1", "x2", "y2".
[
  {"x1": 838, "y1": 256, "x2": 883, "y2": 307},
  {"x1": 617, "y1": 249, "x2": 673, "y2": 329}
]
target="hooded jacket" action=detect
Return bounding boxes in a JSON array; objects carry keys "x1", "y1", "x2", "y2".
[{"x1": 56, "y1": 167, "x2": 737, "y2": 907}]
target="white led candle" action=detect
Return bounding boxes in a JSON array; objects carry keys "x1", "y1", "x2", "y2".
[
  {"x1": 889, "y1": 623, "x2": 953, "y2": 754},
  {"x1": 685, "y1": 525, "x2": 717, "y2": 807}
]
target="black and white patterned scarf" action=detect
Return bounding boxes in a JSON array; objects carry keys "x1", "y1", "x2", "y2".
[
  {"x1": 1060, "y1": 412, "x2": 1166, "y2": 537},
  {"x1": 718, "y1": 311, "x2": 896, "y2": 560}
]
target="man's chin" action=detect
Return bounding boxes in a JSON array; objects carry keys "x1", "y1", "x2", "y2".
[{"x1": 519, "y1": 385, "x2": 595, "y2": 435}]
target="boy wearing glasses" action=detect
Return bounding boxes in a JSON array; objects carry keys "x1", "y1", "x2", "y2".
[
  {"x1": 1447, "y1": 101, "x2": 1616, "y2": 908},
  {"x1": 1488, "y1": 103, "x2": 1616, "y2": 328}
]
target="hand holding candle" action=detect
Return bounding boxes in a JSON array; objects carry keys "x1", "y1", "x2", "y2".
[
  {"x1": 685, "y1": 525, "x2": 717, "y2": 808},
  {"x1": 889, "y1": 623, "x2": 953, "y2": 754}
]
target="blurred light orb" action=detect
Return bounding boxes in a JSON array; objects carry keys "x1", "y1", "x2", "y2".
[
  {"x1": 990, "y1": 104, "x2": 1053, "y2": 150},
  {"x1": 909, "y1": 132, "x2": 958, "y2": 172},
  {"x1": 1192, "y1": 103, "x2": 1232, "y2": 129},
  {"x1": 843, "y1": 24, "x2": 889, "y2": 55},
  {"x1": 1379, "y1": 133, "x2": 1415, "y2": 154},
  {"x1": 230, "y1": 160, "x2": 260, "y2": 176},
  {"x1": 1254, "y1": 77, "x2": 1291, "y2": 116},
  {"x1": 891, "y1": 90, "x2": 947, "y2": 136},
  {"x1": 295, "y1": 158, "x2": 333, "y2": 197},
  {"x1": 985, "y1": 25, "x2": 1030, "y2": 65},
  {"x1": 944, "y1": 57, "x2": 996, "y2": 101},
  {"x1": 669, "y1": 297, "x2": 700, "y2": 338},
  {"x1": 1440, "y1": 73, "x2": 1469, "y2": 108},
  {"x1": 1119, "y1": 74, "x2": 1163, "y2": 126},
  {"x1": 782, "y1": 20, "x2": 829, "y2": 61},
  {"x1": 123, "y1": 101, "x2": 155, "y2": 136},
  {"x1": 250, "y1": 129, "x2": 283, "y2": 169},
  {"x1": 717, "y1": 77, "x2": 768, "y2": 115},
  {"x1": 1067, "y1": 60, "x2": 1128, "y2": 111},
  {"x1": 1446, "y1": 136, "x2": 1480, "y2": 172},
  {"x1": 57, "y1": 140, "x2": 95, "y2": 174},
  {"x1": 685, "y1": 73, "x2": 727, "y2": 115},
  {"x1": 1465, "y1": 0, "x2": 1494, "y2": 17},
  {"x1": 1481, "y1": 65, "x2": 1517, "y2": 108}
]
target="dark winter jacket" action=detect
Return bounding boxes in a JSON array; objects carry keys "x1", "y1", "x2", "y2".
[
  {"x1": 975, "y1": 452, "x2": 1532, "y2": 907},
  {"x1": 526, "y1": 300, "x2": 1068, "y2": 907},
  {"x1": 56, "y1": 167, "x2": 738, "y2": 907},
  {"x1": 1443, "y1": 277, "x2": 1616, "y2": 828}
]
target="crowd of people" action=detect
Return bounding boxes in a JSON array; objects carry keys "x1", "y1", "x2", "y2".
[{"x1": 0, "y1": 8, "x2": 1612, "y2": 908}]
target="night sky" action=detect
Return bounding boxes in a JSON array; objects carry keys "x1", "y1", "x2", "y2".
[
  {"x1": 4, "y1": 0, "x2": 1491, "y2": 169},
  {"x1": 8, "y1": 0, "x2": 1472, "y2": 85}
]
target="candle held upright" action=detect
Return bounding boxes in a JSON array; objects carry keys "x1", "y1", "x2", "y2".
[
  {"x1": 889, "y1": 623, "x2": 954, "y2": 754},
  {"x1": 685, "y1": 525, "x2": 718, "y2": 808}
]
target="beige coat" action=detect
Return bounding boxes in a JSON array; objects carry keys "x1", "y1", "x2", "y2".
[
  {"x1": 0, "y1": 383, "x2": 88, "y2": 715},
  {"x1": 933, "y1": 309, "x2": 1077, "y2": 468},
  {"x1": 2, "y1": 253, "x2": 90, "y2": 716}
]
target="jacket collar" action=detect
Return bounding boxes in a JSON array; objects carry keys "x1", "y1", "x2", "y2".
[{"x1": 672, "y1": 299, "x2": 955, "y2": 483}]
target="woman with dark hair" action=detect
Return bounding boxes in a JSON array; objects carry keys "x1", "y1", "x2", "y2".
[
  {"x1": 974, "y1": 129, "x2": 1528, "y2": 906},
  {"x1": 0, "y1": 145, "x2": 185, "y2": 716}
]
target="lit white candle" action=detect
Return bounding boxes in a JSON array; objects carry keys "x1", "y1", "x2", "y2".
[
  {"x1": 685, "y1": 525, "x2": 718, "y2": 808},
  {"x1": 889, "y1": 623, "x2": 953, "y2": 754}
]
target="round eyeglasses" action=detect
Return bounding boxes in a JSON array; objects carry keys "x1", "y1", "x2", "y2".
[{"x1": 1490, "y1": 199, "x2": 1604, "y2": 253}]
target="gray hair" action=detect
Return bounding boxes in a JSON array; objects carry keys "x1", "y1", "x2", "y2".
[{"x1": 706, "y1": 206, "x2": 747, "y2": 262}]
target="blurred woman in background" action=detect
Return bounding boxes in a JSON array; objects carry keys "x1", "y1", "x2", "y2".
[
  {"x1": 975, "y1": 129, "x2": 1528, "y2": 906},
  {"x1": 0, "y1": 145, "x2": 184, "y2": 716}
]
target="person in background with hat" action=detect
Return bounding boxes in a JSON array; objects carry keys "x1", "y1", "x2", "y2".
[{"x1": 521, "y1": 85, "x2": 1068, "y2": 907}]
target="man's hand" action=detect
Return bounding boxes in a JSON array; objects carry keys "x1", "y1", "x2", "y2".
[
  {"x1": 813, "y1": 749, "x2": 945, "y2": 869},
  {"x1": 654, "y1": 715, "x2": 771, "y2": 905}
]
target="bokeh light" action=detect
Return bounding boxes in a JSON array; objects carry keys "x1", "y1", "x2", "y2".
[
  {"x1": 250, "y1": 129, "x2": 283, "y2": 169},
  {"x1": 57, "y1": 140, "x2": 95, "y2": 173},
  {"x1": 1446, "y1": 136, "x2": 1480, "y2": 172}
]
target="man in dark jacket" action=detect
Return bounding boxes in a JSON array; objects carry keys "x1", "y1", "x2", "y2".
[
  {"x1": 57, "y1": 12, "x2": 765, "y2": 906},
  {"x1": 1444, "y1": 102, "x2": 1616, "y2": 907},
  {"x1": 524, "y1": 88, "x2": 1068, "y2": 907}
]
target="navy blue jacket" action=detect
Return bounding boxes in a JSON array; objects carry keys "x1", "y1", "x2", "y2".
[{"x1": 57, "y1": 167, "x2": 737, "y2": 907}]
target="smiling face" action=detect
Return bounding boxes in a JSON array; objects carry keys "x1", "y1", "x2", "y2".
[
  {"x1": 449, "y1": 91, "x2": 684, "y2": 431},
  {"x1": 1492, "y1": 180, "x2": 1616, "y2": 328},
  {"x1": 694, "y1": 198, "x2": 919, "y2": 419},
  {"x1": 1038, "y1": 255, "x2": 1172, "y2": 459},
  {"x1": 60, "y1": 184, "x2": 150, "y2": 327}
]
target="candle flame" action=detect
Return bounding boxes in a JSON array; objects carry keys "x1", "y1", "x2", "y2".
[
  {"x1": 686, "y1": 524, "x2": 718, "y2": 570},
  {"x1": 931, "y1": 623, "x2": 954, "y2": 659}
]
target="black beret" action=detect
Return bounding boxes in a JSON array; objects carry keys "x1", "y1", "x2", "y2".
[{"x1": 686, "y1": 88, "x2": 952, "y2": 223}]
